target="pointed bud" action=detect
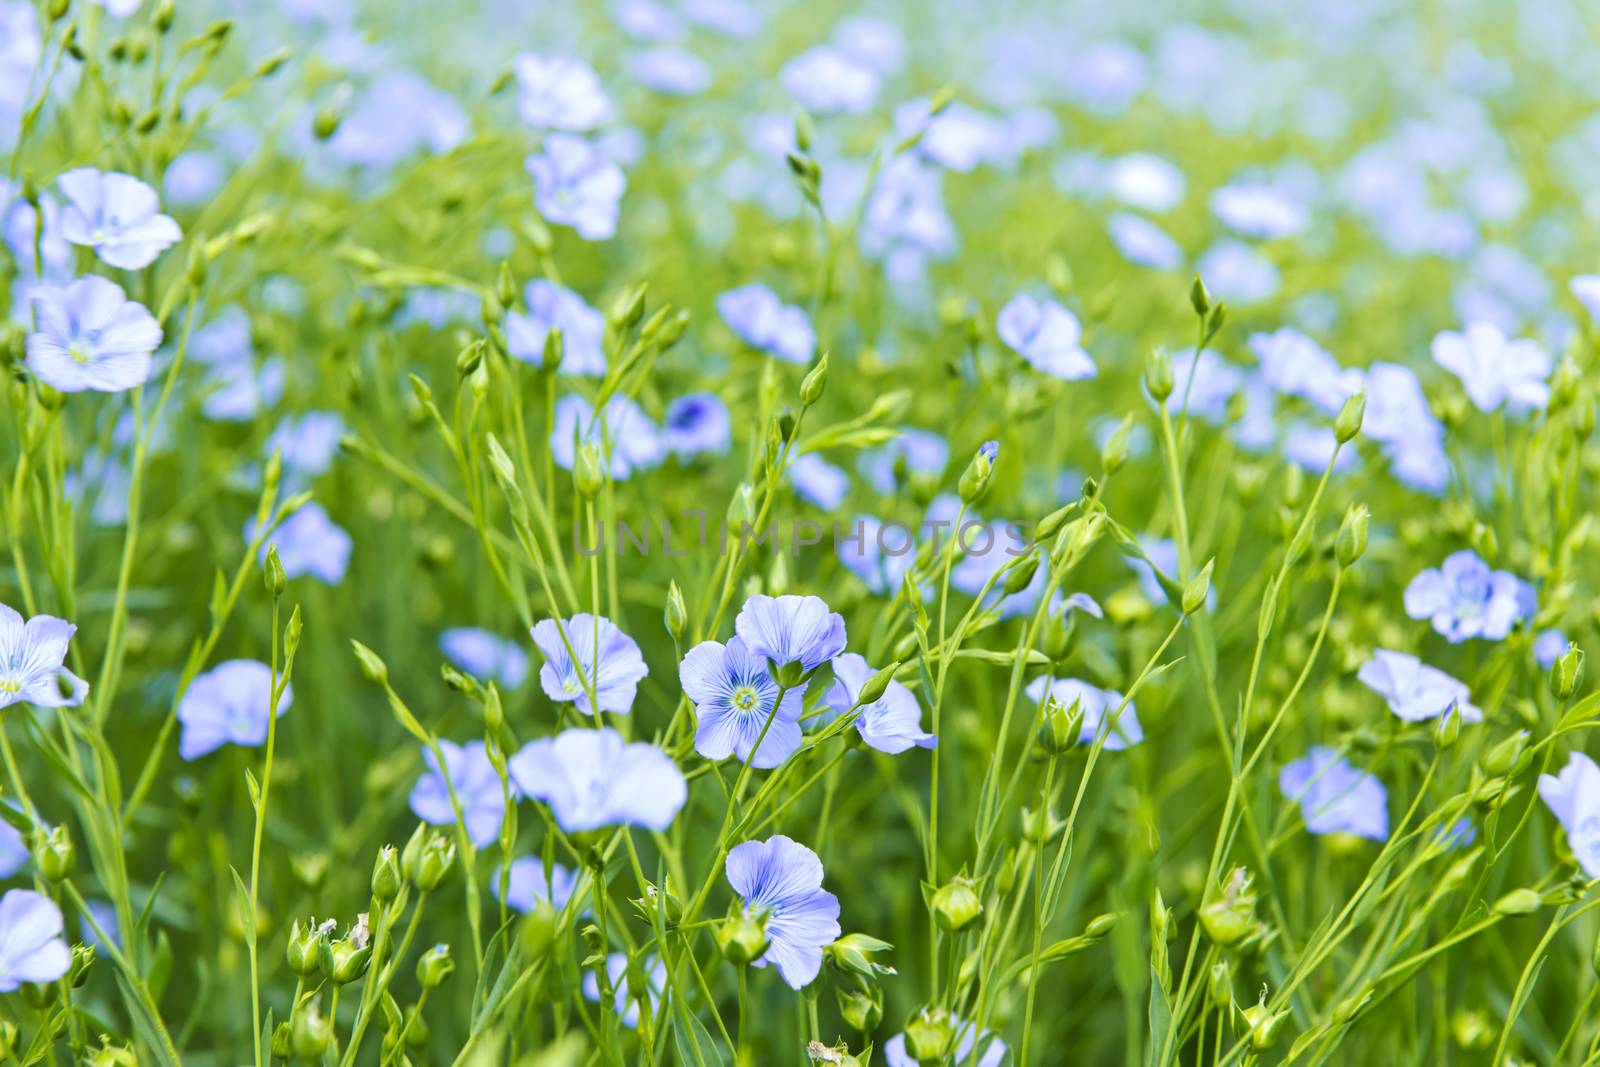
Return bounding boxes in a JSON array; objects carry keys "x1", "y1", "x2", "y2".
[
  {"x1": 1182, "y1": 559, "x2": 1214, "y2": 615},
  {"x1": 800, "y1": 353, "x2": 829, "y2": 407},
  {"x1": 1144, "y1": 347, "x2": 1173, "y2": 402},
  {"x1": 371, "y1": 845, "x2": 401, "y2": 904},
  {"x1": 35, "y1": 824, "x2": 72, "y2": 882},
  {"x1": 351, "y1": 640, "x2": 389, "y2": 687},
  {"x1": 413, "y1": 832, "x2": 457, "y2": 891},
  {"x1": 264, "y1": 543, "x2": 287, "y2": 596},
  {"x1": 664, "y1": 581, "x2": 687, "y2": 641},
  {"x1": 1189, "y1": 275, "x2": 1211, "y2": 317},
  {"x1": 959, "y1": 441, "x2": 998, "y2": 504},
  {"x1": 1551, "y1": 644, "x2": 1585, "y2": 700},
  {"x1": 1334, "y1": 391, "x2": 1366, "y2": 444},
  {"x1": 416, "y1": 944, "x2": 455, "y2": 989},
  {"x1": 1037, "y1": 696, "x2": 1084, "y2": 755},
  {"x1": 575, "y1": 442, "x2": 605, "y2": 499},
  {"x1": 826, "y1": 933, "x2": 895, "y2": 982},
  {"x1": 1101, "y1": 415, "x2": 1133, "y2": 474},
  {"x1": 287, "y1": 918, "x2": 321, "y2": 975},
  {"x1": 1482, "y1": 731, "x2": 1530, "y2": 777},
  {"x1": 930, "y1": 876, "x2": 983, "y2": 932},
  {"x1": 1336, "y1": 504, "x2": 1369, "y2": 568},
  {"x1": 1491, "y1": 888, "x2": 1543, "y2": 916}
]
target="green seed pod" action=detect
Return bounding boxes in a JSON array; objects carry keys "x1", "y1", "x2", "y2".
[
  {"x1": 270, "y1": 1021, "x2": 292, "y2": 1060},
  {"x1": 292, "y1": 1003, "x2": 331, "y2": 1059},
  {"x1": 1551, "y1": 644, "x2": 1585, "y2": 700},
  {"x1": 416, "y1": 944, "x2": 455, "y2": 989},
  {"x1": 35, "y1": 824, "x2": 73, "y2": 882},
  {"x1": 1482, "y1": 730, "x2": 1530, "y2": 777},
  {"x1": 371, "y1": 845, "x2": 402, "y2": 904},
  {"x1": 836, "y1": 987, "x2": 882, "y2": 1032},
  {"x1": 930, "y1": 876, "x2": 982, "y2": 932},
  {"x1": 714, "y1": 912, "x2": 770, "y2": 965},
  {"x1": 903, "y1": 1007, "x2": 955, "y2": 1062},
  {"x1": 519, "y1": 899, "x2": 557, "y2": 961},
  {"x1": 1037, "y1": 696, "x2": 1084, "y2": 755},
  {"x1": 286, "y1": 918, "x2": 322, "y2": 976},
  {"x1": 68, "y1": 943, "x2": 94, "y2": 987}
]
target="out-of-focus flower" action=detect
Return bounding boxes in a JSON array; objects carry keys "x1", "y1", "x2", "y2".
[
  {"x1": 26, "y1": 276, "x2": 161, "y2": 393},
  {"x1": 1107, "y1": 212, "x2": 1183, "y2": 270},
  {"x1": 1210, "y1": 180, "x2": 1308, "y2": 239},
  {"x1": 629, "y1": 48, "x2": 712, "y2": 95},
  {"x1": 0, "y1": 889, "x2": 70, "y2": 992},
  {"x1": 550, "y1": 394, "x2": 663, "y2": 478},
  {"x1": 506, "y1": 280, "x2": 607, "y2": 376},
  {"x1": 494, "y1": 857, "x2": 577, "y2": 914},
  {"x1": 1247, "y1": 328, "x2": 1361, "y2": 415},
  {"x1": 788, "y1": 453, "x2": 850, "y2": 510},
  {"x1": 1404, "y1": 550, "x2": 1534, "y2": 643},
  {"x1": 58, "y1": 169, "x2": 181, "y2": 270},
  {"x1": 440, "y1": 628, "x2": 529, "y2": 689},
  {"x1": 1535, "y1": 630, "x2": 1569, "y2": 670},
  {"x1": 662, "y1": 392, "x2": 731, "y2": 457},
  {"x1": 1357, "y1": 649, "x2": 1480, "y2": 723},
  {"x1": 997, "y1": 293, "x2": 1095, "y2": 380},
  {"x1": 251, "y1": 503, "x2": 352, "y2": 585},
  {"x1": 780, "y1": 46, "x2": 879, "y2": 114},
  {"x1": 1431, "y1": 321, "x2": 1551, "y2": 412},
  {"x1": 509, "y1": 727, "x2": 687, "y2": 832},
  {"x1": 1196, "y1": 240, "x2": 1279, "y2": 304},
  {"x1": 527, "y1": 134, "x2": 626, "y2": 241},
  {"x1": 328, "y1": 71, "x2": 467, "y2": 170},
  {"x1": 514, "y1": 55, "x2": 613, "y2": 131},
  {"x1": 717, "y1": 284, "x2": 814, "y2": 363},
  {"x1": 1538, "y1": 752, "x2": 1600, "y2": 878},
  {"x1": 1106, "y1": 153, "x2": 1185, "y2": 212},
  {"x1": 582, "y1": 953, "x2": 666, "y2": 1029},
  {"x1": 178, "y1": 660, "x2": 293, "y2": 760},
  {"x1": 409, "y1": 740, "x2": 507, "y2": 849},
  {"x1": 1280, "y1": 747, "x2": 1388, "y2": 840}
]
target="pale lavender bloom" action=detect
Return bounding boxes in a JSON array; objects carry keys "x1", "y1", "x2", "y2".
[
  {"x1": 514, "y1": 55, "x2": 614, "y2": 131},
  {"x1": 506, "y1": 280, "x2": 606, "y2": 376},
  {"x1": 1570, "y1": 276, "x2": 1600, "y2": 323},
  {"x1": 1169, "y1": 348, "x2": 1243, "y2": 423},
  {"x1": 734, "y1": 594, "x2": 847, "y2": 676},
  {"x1": 1105, "y1": 153, "x2": 1185, "y2": 212},
  {"x1": 1404, "y1": 550, "x2": 1534, "y2": 643},
  {"x1": 494, "y1": 856, "x2": 577, "y2": 913},
  {"x1": 1128, "y1": 536, "x2": 1179, "y2": 604},
  {"x1": 1247, "y1": 328, "x2": 1362, "y2": 415},
  {"x1": 780, "y1": 46, "x2": 878, "y2": 114},
  {"x1": 252, "y1": 503, "x2": 351, "y2": 585},
  {"x1": 267, "y1": 411, "x2": 344, "y2": 485},
  {"x1": 550, "y1": 394, "x2": 663, "y2": 479},
  {"x1": 1539, "y1": 752, "x2": 1600, "y2": 878},
  {"x1": 615, "y1": 0, "x2": 680, "y2": 40},
  {"x1": 1357, "y1": 649, "x2": 1480, "y2": 724},
  {"x1": 788, "y1": 453, "x2": 849, "y2": 510},
  {"x1": 837, "y1": 515, "x2": 916, "y2": 596},
  {"x1": 1024, "y1": 677, "x2": 1142, "y2": 749},
  {"x1": 951, "y1": 520, "x2": 1044, "y2": 619},
  {"x1": 202, "y1": 357, "x2": 285, "y2": 423},
  {"x1": 177, "y1": 660, "x2": 292, "y2": 760},
  {"x1": 2, "y1": 180, "x2": 72, "y2": 289},
  {"x1": 681, "y1": 636, "x2": 804, "y2": 768},
  {"x1": 822, "y1": 653, "x2": 935, "y2": 754},
  {"x1": 997, "y1": 293, "x2": 1095, "y2": 380},
  {"x1": 682, "y1": 0, "x2": 759, "y2": 36},
  {"x1": 629, "y1": 48, "x2": 711, "y2": 95},
  {"x1": 1385, "y1": 430, "x2": 1451, "y2": 496},
  {"x1": 860, "y1": 156, "x2": 956, "y2": 262},
  {"x1": 79, "y1": 899, "x2": 118, "y2": 951},
  {"x1": 1107, "y1": 212, "x2": 1183, "y2": 270},
  {"x1": 1431, "y1": 321, "x2": 1551, "y2": 412},
  {"x1": 440, "y1": 628, "x2": 529, "y2": 689},
  {"x1": 0, "y1": 817, "x2": 24, "y2": 879},
  {"x1": 328, "y1": 71, "x2": 467, "y2": 170},
  {"x1": 0, "y1": 8, "x2": 40, "y2": 147},
  {"x1": 527, "y1": 135, "x2": 626, "y2": 241},
  {"x1": 662, "y1": 392, "x2": 731, "y2": 457},
  {"x1": 724, "y1": 835, "x2": 840, "y2": 988},
  {"x1": 885, "y1": 1022, "x2": 1006, "y2": 1067},
  {"x1": 1535, "y1": 630, "x2": 1569, "y2": 670},
  {"x1": 1196, "y1": 240, "x2": 1279, "y2": 304},
  {"x1": 717, "y1": 284, "x2": 814, "y2": 364},
  {"x1": 1362, "y1": 363, "x2": 1438, "y2": 445},
  {"x1": 531, "y1": 613, "x2": 648, "y2": 716},
  {"x1": 57, "y1": 169, "x2": 181, "y2": 270},
  {"x1": 1280, "y1": 747, "x2": 1388, "y2": 841},
  {"x1": 582, "y1": 953, "x2": 666, "y2": 1029},
  {"x1": 835, "y1": 15, "x2": 904, "y2": 74},
  {"x1": 1285, "y1": 424, "x2": 1358, "y2": 475},
  {"x1": 509, "y1": 727, "x2": 686, "y2": 832},
  {"x1": 0, "y1": 604, "x2": 87, "y2": 711},
  {"x1": 0, "y1": 890, "x2": 70, "y2": 992},
  {"x1": 892, "y1": 98, "x2": 1006, "y2": 173},
  {"x1": 859, "y1": 428, "x2": 948, "y2": 494},
  {"x1": 409, "y1": 739, "x2": 506, "y2": 848},
  {"x1": 26, "y1": 276, "x2": 161, "y2": 393},
  {"x1": 91, "y1": 0, "x2": 140, "y2": 15},
  {"x1": 163, "y1": 151, "x2": 225, "y2": 207},
  {"x1": 1210, "y1": 181, "x2": 1308, "y2": 239},
  {"x1": 1062, "y1": 40, "x2": 1146, "y2": 115}
]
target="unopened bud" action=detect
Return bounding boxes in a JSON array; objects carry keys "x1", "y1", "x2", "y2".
[
  {"x1": 959, "y1": 441, "x2": 998, "y2": 504},
  {"x1": 35, "y1": 825, "x2": 72, "y2": 882},
  {"x1": 715, "y1": 912, "x2": 770, "y2": 965},
  {"x1": 1189, "y1": 275, "x2": 1212, "y2": 317},
  {"x1": 1144, "y1": 347, "x2": 1173, "y2": 402},
  {"x1": 664, "y1": 581, "x2": 687, "y2": 641},
  {"x1": 416, "y1": 943, "x2": 455, "y2": 989},
  {"x1": 1182, "y1": 559, "x2": 1214, "y2": 615},
  {"x1": 1492, "y1": 888, "x2": 1543, "y2": 916},
  {"x1": 800, "y1": 353, "x2": 829, "y2": 407},
  {"x1": 1334, "y1": 391, "x2": 1366, "y2": 444},
  {"x1": 413, "y1": 833, "x2": 456, "y2": 891},
  {"x1": 1551, "y1": 644, "x2": 1585, "y2": 700},
  {"x1": 575, "y1": 442, "x2": 605, "y2": 499},
  {"x1": 1336, "y1": 504, "x2": 1369, "y2": 568},
  {"x1": 930, "y1": 876, "x2": 983, "y2": 932},
  {"x1": 371, "y1": 845, "x2": 401, "y2": 904}
]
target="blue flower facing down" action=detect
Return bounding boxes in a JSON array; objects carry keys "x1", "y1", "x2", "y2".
[
  {"x1": 493, "y1": 856, "x2": 577, "y2": 914},
  {"x1": 26, "y1": 276, "x2": 161, "y2": 393},
  {"x1": 409, "y1": 739, "x2": 507, "y2": 849},
  {"x1": 0, "y1": 889, "x2": 70, "y2": 992},
  {"x1": 530, "y1": 613, "x2": 648, "y2": 716},
  {"x1": 1357, "y1": 649, "x2": 1480, "y2": 724},
  {"x1": 734, "y1": 594, "x2": 847, "y2": 681},
  {"x1": 1280, "y1": 747, "x2": 1388, "y2": 841},
  {"x1": 1404, "y1": 550, "x2": 1534, "y2": 643},
  {"x1": 506, "y1": 280, "x2": 606, "y2": 376},
  {"x1": 509, "y1": 727, "x2": 686, "y2": 833},
  {"x1": 681, "y1": 635, "x2": 805, "y2": 768},
  {"x1": 821, "y1": 653, "x2": 935, "y2": 754},
  {"x1": 716, "y1": 283, "x2": 814, "y2": 364},
  {"x1": 0, "y1": 604, "x2": 87, "y2": 710},
  {"x1": 1025, "y1": 677, "x2": 1142, "y2": 749},
  {"x1": 724, "y1": 835, "x2": 841, "y2": 988},
  {"x1": 57, "y1": 168, "x2": 181, "y2": 270},
  {"x1": 662, "y1": 392, "x2": 731, "y2": 457},
  {"x1": 527, "y1": 134, "x2": 625, "y2": 241},
  {"x1": 997, "y1": 293, "x2": 1096, "y2": 381},
  {"x1": 177, "y1": 660, "x2": 293, "y2": 761},
  {"x1": 1538, "y1": 752, "x2": 1600, "y2": 878},
  {"x1": 440, "y1": 628, "x2": 529, "y2": 689}
]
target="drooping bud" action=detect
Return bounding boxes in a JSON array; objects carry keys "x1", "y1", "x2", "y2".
[
  {"x1": 930, "y1": 876, "x2": 983, "y2": 932},
  {"x1": 852, "y1": 662, "x2": 899, "y2": 709},
  {"x1": 826, "y1": 933, "x2": 896, "y2": 983}
]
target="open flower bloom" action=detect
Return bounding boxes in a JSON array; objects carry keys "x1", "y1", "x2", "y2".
[
  {"x1": 1539, "y1": 753, "x2": 1600, "y2": 878},
  {"x1": 662, "y1": 392, "x2": 731, "y2": 457},
  {"x1": 177, "y1": 660, "x2": 293, "y2": 760},
  {"x1": 681, "y1": 635, "x2": 805, "y2": 768},
  {"x1": 250, "y1": 502, "x2": 352, "y2": 585},
  {"x1": 1404, "y1": 550, "x2": 1535, "y2": 643},
  {"x1": 582, "y1": 952, "x2": 666, "y2": 1029},
  {"x1": 1025, "y1": 677, "x2": 1142, "y2": 749},
  {"x1": 531, "y1": 614, "x2": 648, "y2": 715},
  {"x1": 1280, "y1": 747, "x2": 1388, "y2": 841},
  {"x1": 493, "y1": 856, "x2": 577, "y2": 914},
  {"x1": 0, "y1": 604, "x2": 88, "y2": 710},
  {"x1": 716, "y1": 283, "x2": 815, "y2": 364},
  {"x1": 26, "y1": 276, "x2": 161, "y2": 393},
  {"x1": 526, "y1": 134, "x2": 625, "y2": 240},
  {"x1": 58, "y1": 168, "x2": 180, "y2": 269},
  {"x1": 514, "y1": 54, "x2": 614, "y2": 131},
  {"x1": 549, "y1": 394, "x2": 663, "y2": 479},
  {"x1": 0, "y1": 890, "x2": 71, "y2": 991},
  {"x1": 509, "y1": 727, "x2": 686, "y2": 832},
  {"x1": 1431, "y1": 321, "x2": 1551, "y2": 412},
  {"x1": 725, "y1": 835, "x2": 840, "y2": 989},
  {"x1": 997, "y1": 293, "x2": 1096, "y2": 380},
  {"x1": 408, "y1": 740, "x2": 507, "y2": 848},
  {"x1": 733, "y1": 594, "x2": 847, "y2": 676},
  {"x1": 506, "y1": 279, "x2": 606, "y2": 376},
  {"x1": 1357, "y1": 649, "x2": 1481, "y2": 724},
  {"x1": 440, "y1": 628, "x2": 529, "y2": 689},
  {"x1": 821, "y1": 653, "x2": 936, "y2": 754}
]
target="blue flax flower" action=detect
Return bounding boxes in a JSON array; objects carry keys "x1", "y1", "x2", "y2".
[
  {"x1": 0, "y1": 604, "x2": 87, "y2": 710},
  {"x1": 1535, "y1": 630, "x2": 1569, "y2": 670},
  {"x1": 1247, "y1": 328, "x2": 1361, "y2": 416},
  {"x1": 1538, "y1": 753, "x2": 1600, "y2": 878},
  {"x1": 583, "y1": 953, "x2": 666, "y2": 1029},
  {"x1": 0, "y1": 817, "x2": 24, "y2": 880},
  {"x1": 1279, "y1": 747, "x2": 1388, "y2": 841},
  {"x1": 509, "y1": 727, "x2": 686, "y2": 833},
  {"x1": 0, "y1": 889, "x2": 71, "y2": 992},
  {"x1": 1025, "y1": 677, "x2": 1142, "y2": 749},
  {"x1": 1357, "y1": 649, "x2": 1480, "y2": 724},
  {"x1": 779, "y1": 46, "x2": 878, "y2": 114},
  {"x1": 494, "y1": 856, "x2": 577, "y2": 914},
  {"x1": 885, "y1": 1019, "x2": 1007, "y2": 1067},
  {"x1": 1431, "y1": 321, "x2": 1551, "y2": 413},
  {"x1": 530, "y1": 613, "x2": 648, "y2": 715},
  {"x1": 506, "y1": 280, "x2": 607, "y2": 376},
  {"x1": 997, "y1": 293, "x2": 1096, "y2": 381},
  {"x1": 734, "y1": 594, "x2": 847, "y2": 681},
  {"x1": 550, "y1": 394, "x2": 663, "y2": 479},
  {"x1": 177, "y1": 660, "x2": 293, "y2": 760},
  {"x1": 788, "y1": 453, "x2": 850, "y2": 510},
  {"x1": 662, "y1": 392, "x2": 731, "y2": 457},
  {"x1": 1404, "y1": 550, "x2": 1534, "y2": 643},
  {"x1": 409, "y1": 739, "x2": 507, "y2": 849},
  {"x1": 716, "y1": 283, "x2": 814, "y2": 364},
  {"x1": 724, "y1": 835, "x2": 841, "y2": 988},
  {"x1": 822, "y1": 653, "x2": 935, "y2": 754},
  {"x1": 440, "y1": 628, "x2": 529, "y2": 689},
  {"x1": 527, "y1": 135, "x2": 625, "y2": 241},
  {"x1": 57, "y1": 168, "x2": 181, "y2": 270},
  {"x1": 251, "y1": 502, "x2": 352, "y2": 585},
  {"x1": 680, "y1": 636, "x2": 805, "y2": 768},
  {"x1": 514, "y1": 54, "x2": 614, "y2": 131},
  {"x1": 26, "y1": 276, "x2": 161, "y2": 393}
]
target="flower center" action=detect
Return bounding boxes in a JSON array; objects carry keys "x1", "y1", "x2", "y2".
[
  {"x1": 0, "y1": 676, "x2": 18, "y2": 695},
  {"x1": 67, "y1": 342, "x2": 92, "y2": 365},
  {"x1": 731, "y1": 686, "x2": 759, "y2": 713},
  {"x1": 562, "y1": 675, "x2": 582, "y2": 696}
]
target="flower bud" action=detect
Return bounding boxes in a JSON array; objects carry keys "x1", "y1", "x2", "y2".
[
  {"x1": 1003, "y1": 552, "x2": 1040, "y2": 597},
  {"x1": 958, "y1": 442, "x2": 998, "y2": 504},
  {"x1": 1198, "y1": 868, "x2": 1257, "y2": 947},
  {"x1": 416, "y1": 943, "x2": 455, "y2": 989},
  {"x1": 930, "y1": 876, "x2": 983, "y2": 932},
  {"x1": 610, "y1": 284, "x2": 647, "y2": 330},
  {"x1": 271, "y1": 1021, "x2": 292, "y2": 1060},
  {"x1": 1334, "y1": 391, "x2": 1365, "y2": 444},
  {"x1": 1083, "y1": 912, "x2": 1118, "y2": 939},
  {"x1": 664, "y1": 581, "x2": 687, "y2": 641},
  {"x1": 1182, "y1": 558, "x2": 1214, "y2": 615},
  {"x1": 371, "y1": 845, "x2": 402, "y2": 904},
  {"x1": 1436, "y1": 706, "x2": 1461, "y2": 751},
  {"x1": 1144, "y1": 347, "x2": 1173, "y2": 402},
  {"x1": 1037, "y1": 696, "x2": 1084, "y2": 756},
  {"x1": 826, "y1": 933, "x2": 895, "y2": 983},
  {"x1": 1551, "y1": 644, "x2": 1585, "y2": 700},
  {"x1": 1242, "y1": 1002, "x2": 1288, "y2": 1051},
  {"x1": 715, "y1": 912, "x2": 770, "y2": 965},
  {"x1": 35, "y1": 824, "x2": 72, "y2": 882},
  {"x1": 1189, "y1": 275, "x2": 1212, "y2": 317},
  {"x1": 800, "y1": 353, "x2": 829, "y2": 408},
  {"x1": 1482, "y1": 731, "x2": 1530, "y2": 777},
  {"x1": 1492, "y1": 888, "x2": 1543, "y2": 916},
  {"x1": 292, "y1": 1004, "x2": 331, "y2": 1058},
  {"x1": 630, "y1": 879, "x2": 684, "y2": 929},
  {"x1": 836, "y1": 987, "x2": 882, "y2": 1032},
  {"x1": 519, "y1": 899, "x2": 558, "y2": 960},
  {"x1": 575, "y1": 442, "x2": 605, "y2": 499},
  {"x1": 287, "y1": 918, "x2": 322, "y2": 976},
  {"x1": 1336, "y1": 504, "x2": 1368, "y2": 568},
  {"x1": 904, "y1": 1007, "x2": 955, "y2": 1062},
  {"x1": 87, "y1": 1039, "x2": 137, "y2": 1067},
  {"x1": 320, "y1": 917, "x2": 373, "y2": 984},
  {"x1": 853, "y1": 662, "x2": 900, "y2": 709},
  {"x1": 1100, "y1": 415, "x2": 1133, "y2": 474},
  {"x1": 351, "y1": 640, "x2": 389, "y2": 687},
  {"x1": 1208, "y1": 960, "x2": 1232, "y2": 1007},
  {"x1": 68, "y1": 943, "x2": 94, "y2": 987},
  {"x1": 413, "y1": 833, "x2": 457, "y2": 891},
  {"x1": 1333, "y1": 990, "x2": 1372, "y2": 1025}
]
